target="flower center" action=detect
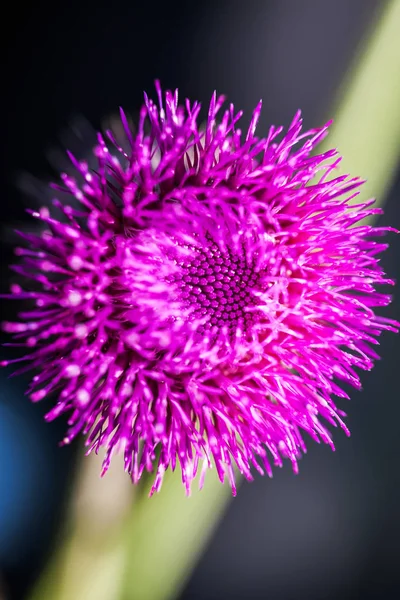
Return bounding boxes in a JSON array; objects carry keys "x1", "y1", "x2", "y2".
[{"x1": 171, "y1": 242, "x2": 263, "y2": 334}]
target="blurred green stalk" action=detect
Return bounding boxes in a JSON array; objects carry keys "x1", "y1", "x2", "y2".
[
  {"x1": 28, "y1": 2, "x2": 400, "y2": 600},
  {"x1": 28, "y1": 453, "x2": 135, "y2": 600},
  {"x1": 316, "y1": 0, "x2": 400, "y2": 210},
  {"x1": 121, "y1": 469, "x2": 234, "y2": 600}
]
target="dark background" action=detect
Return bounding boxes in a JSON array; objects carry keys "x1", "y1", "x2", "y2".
[{"x1": 1, "y1": 1, "x2": 399, "y2": 599}]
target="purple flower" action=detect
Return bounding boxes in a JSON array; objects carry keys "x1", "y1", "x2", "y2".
[{"x1": 2, "y1": 83, "x2": 399, "y2": 495}]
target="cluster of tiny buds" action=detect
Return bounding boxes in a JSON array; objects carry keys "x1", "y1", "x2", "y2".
[{"x1": 169, "y1": 242, "x2": 264, "y2": 334}]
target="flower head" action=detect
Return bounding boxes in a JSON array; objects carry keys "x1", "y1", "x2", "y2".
[{"x1": 2, "y1": 82, "x2": 398, "y2": 495}]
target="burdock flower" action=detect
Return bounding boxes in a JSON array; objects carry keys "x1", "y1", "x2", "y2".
[{"x1": 2, "y1": 82, "x2": 398, "y2": 495}]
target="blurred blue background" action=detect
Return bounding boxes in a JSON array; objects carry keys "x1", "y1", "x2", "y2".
[{"x1": 1, "y1": 1, "x2": 399, "y2": 599}]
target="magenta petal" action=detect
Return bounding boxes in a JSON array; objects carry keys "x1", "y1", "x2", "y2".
[{"x1": 2, "y1": 84, "x2": 399, "y2": 495}]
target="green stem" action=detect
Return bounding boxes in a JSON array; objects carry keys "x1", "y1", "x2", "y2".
[
  {"x1": 121, "y1": 469, "x2": 234, "y2": 600},
  {"x1": 317, "y1": 0, "x2": 400, "y2": 210},
  {"x1": 27, "y1": 454, "x2": 135, "y2": 600}
]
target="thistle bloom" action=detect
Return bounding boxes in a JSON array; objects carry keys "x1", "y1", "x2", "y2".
[{"x1": 2, "y1": 83, "x2": 398, "y2": 495}]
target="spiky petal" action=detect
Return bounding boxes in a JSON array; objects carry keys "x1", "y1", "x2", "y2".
[{"x1": 2, "y1": 83, "x2": 398, "y2": 495}]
